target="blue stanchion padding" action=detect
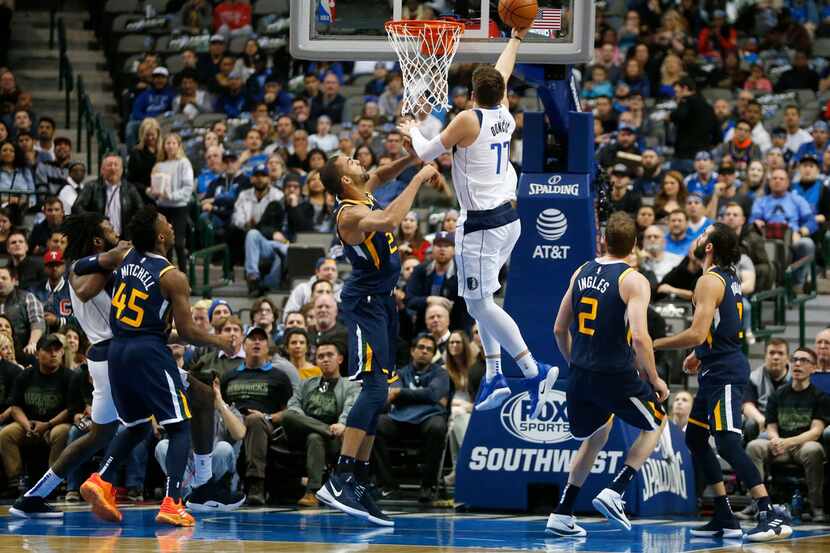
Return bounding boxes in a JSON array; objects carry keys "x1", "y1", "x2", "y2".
[{"x1": 812, "y1": 373, "x2": 830, "y2": 395}]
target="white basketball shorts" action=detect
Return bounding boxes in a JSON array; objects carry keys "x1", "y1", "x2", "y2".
[
  {"x1": 88, "y1": 358, "x2": 119, "y2": 425},
  {"x1": 455, "y1": 218, "x2": 521, "y2": 300}
]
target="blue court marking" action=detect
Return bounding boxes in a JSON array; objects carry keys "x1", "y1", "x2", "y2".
[{"x1": 2, "y1": 509, "x2": 828, "y2": 552}]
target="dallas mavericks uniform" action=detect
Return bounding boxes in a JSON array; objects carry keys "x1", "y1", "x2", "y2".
[
  {"x1": 689, "y1": 266, "x2": 748, "y2": 435},
  {"x1": 453, "y1": 106, "x2": 521, "y2": 299},
  {"x1": 68, "y1": 261, "x2": 118, "y2": 425},
  {"x1": 107, "y1": 250, "x2": 191, "y2": 427},
  {"x1": 334, "y1": 195, "x2": 400, "y2": 382},
  {"x1": 566, "y1": 259, "x2": 665, "y2": 439}
]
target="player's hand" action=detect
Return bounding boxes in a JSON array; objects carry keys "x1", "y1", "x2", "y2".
[
  {"x1": 682, "y1": 352, "x2": 700, "y2": 375},
  {"x1": 403, "y1": 135, "x2": 418, "y2": 159},
  {"x1": 650, "y1": 376, "x2": 669, "y2": 403},
  {"x1": 415, "y1": 164, "x2": 439, "y2": 185},
  {"x1": 512, "y1": 26, "x2": 531, "y2": 41},
  {"x1": 397, "y1": 118, "x2": 418, "y2": 141}
]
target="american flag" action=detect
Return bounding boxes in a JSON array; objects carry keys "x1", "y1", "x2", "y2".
[{"x1": 533, "y1": 7, "x2": 562, "y2": 30}]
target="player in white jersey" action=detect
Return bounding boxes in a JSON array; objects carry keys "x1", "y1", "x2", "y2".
[
  {"x1": 399, "y1": 25, "x2": 557, "y2": 416},
  {"x1": 11, "y1": 213, "x2": 128, "y2": 518}
]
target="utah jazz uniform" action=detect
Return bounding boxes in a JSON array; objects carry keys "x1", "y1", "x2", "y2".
[
  {"x1": 689, "y1": 266, "x2": 748, "y2": 435},
  {"x1": 334, "y1": 195, "x2": 400, "y2": 384},
  {"x1": 107, "y1": 249, "x2": 190, "y2": 427},
  {"x1": 567, "y1": 259, "x2": 665, "y2": 439}
]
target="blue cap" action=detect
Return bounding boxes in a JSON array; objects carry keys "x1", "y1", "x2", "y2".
[
  {"x1": 695, "y1": 151, "x2": 712, "y2": 161},
  {"x1": 812, "y1": 121, "x2": 829, "y2": 132},
  {"x1": 433, "y1": 231, "x2": 454, "y2": 245},
  {"x1": 252, "y1": 163, "x2": 268, "y2": 176},
  {"x1": 208, "y1": 299, "x2": 231, "y2": 321},
  {"x1": 687, "y1": 192, "x2": 705, "y2": 203},
  {"x1": 618, "y1": 122, "x2": 636, "y2": 133}
]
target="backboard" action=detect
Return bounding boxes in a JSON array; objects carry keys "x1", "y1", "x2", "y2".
[{"x1": 290, "y1": 0, "x2": 595, "y2": 65}]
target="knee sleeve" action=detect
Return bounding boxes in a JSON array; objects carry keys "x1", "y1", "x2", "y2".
[
  {"x1": 714, "y1": 431, "x2": 762, "y2": 489},
  {"x1": 346, "y1": 370, "x2": 388, "y2": 433},
  {"x1": 686, "y1": 423, "x2": 724, "y2": 486}
]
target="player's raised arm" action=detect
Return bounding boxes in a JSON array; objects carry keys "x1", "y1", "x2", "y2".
[
  {"x1": 364, "y1": 147, "x2": 420, "y2": 192},
  {"x1": 494, "y1": 27, "x2": 530, "y2": 107},
  {"x1": 654, "y1": 274, "x2": 724, "y2": 351},
  {"x1": 553, "y1": 269, "x2": 579, "y2": 364},
  {"x1": 622, "y1": 271, "x2": 668, "y2": 402},
  {"x1": 398, "y1": 111, "x2": 478, "y2": 162}
]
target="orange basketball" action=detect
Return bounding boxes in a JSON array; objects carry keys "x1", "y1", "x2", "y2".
[{"x1": 498, "y1": 0, "x2": 538, "y2": 29}]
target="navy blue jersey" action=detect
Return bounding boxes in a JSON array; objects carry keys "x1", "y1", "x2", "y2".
[
  {"x1": 110, "y1": 249, "x2": 175, "y2": 339},
  {"x1": 569, "y1": 260, "x2": 636, "y2": 374},
  {"x1": 335, "y1": 195, "x2": 401, "y2": 297},
  {"x1": 694, "y1": 266, "x2": 745, "y2": 362}
]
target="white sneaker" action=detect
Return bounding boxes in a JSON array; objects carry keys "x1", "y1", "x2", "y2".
[
  {"x1": 592, "y1": 488, "x2": 632, "y2": 531},
  {"x1": 546, "y1": 513, "x2": 587, "y2": 537}
]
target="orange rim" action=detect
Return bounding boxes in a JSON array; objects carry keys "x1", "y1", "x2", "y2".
[{"x1": 385, "y1": 19, "x2": 464, "y2": 42}]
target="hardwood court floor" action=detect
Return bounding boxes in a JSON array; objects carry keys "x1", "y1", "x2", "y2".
[{"x1": 1, "y1": 505, "x2": 828, "y2": 552}]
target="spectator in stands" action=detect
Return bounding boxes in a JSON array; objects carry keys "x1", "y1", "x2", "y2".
[
  {"x1": 259, "y1": 78, "x2": 293, "y2": 117},
  {"x1": 283, "y1": 338, "x2": 356, "y2": 507},
  {"x1": 424, "y1": 303, "x2": 451, "y2": 359},
  {"x1": 282, "y1": 328, "x2": 320, "y2": 381},
  {"x1": 781, "y1": 106, "x2": 811, "y2": 159},
  {"x1": 712, "y1": 119, "x2": 763, "y2": 172},
  {"x1": 212, "y1": 0, "x2": 252, "y2": 37},
  {"x1": 249, "y1": 298, "x2": 279, "y2": 343},
  {"x1": 201, "y1": 150, "x2": 242, "y2": 244},
  {"x1": 597, "y1": 123, "x2": 641, "y2": 169},
  {"x1": 73, "y1": 153, "x2": 144, "y2": 239},
  {"x1": 12, "y1": 110, "x2": 32, "y2": 138},
  {"x1": 310, "y1": 73, "x2": 345, "y2": 125},
  {"x1": 684, "y1": 151, "x2": 718, "y2": 199},
  {"x1": 197, "y1": 145, "x2": 224, "y2": 197},
  {"x1": 815, "y1": 329, "x2": 830, "y2": 373},
  {"x1": 177, "y1": 0, "x2": 212, "y2": 34},
  {"x1": 582, "y1": 65, "x2": 614, "y2": 99},
  {"x1": 396, "y1": 211, "x2": 430, "y2": 263},
  {"x1": 0, "y1": 207, "x2": 11, "y2": 255},
  {"x1": 654, "y1": 171, "x2": 687, "y2": 221},
  {"x1": 286, "y1": 130, "x2": 312, "y2": 173},
  {"x1": 0, "y1": 332, "x2": 21, "y2": 421},
  {"x1": 28, "y1": 197, "x2": 63, "y2": 256},
  {"x1": 0, "y1": 141, "x2": 34, "y2": 210},
  {"x1": 266, "y1": 115, "x2": 294, "y2": 155},
  {"x1": 216, "y1": 68, "x2": 249, "y2": 118},
  {"x1": 664, "y1": 209, "x2": 693, "y2": 256},
  {"x1": 291, "y1": 97, "x2": 314, "y2": 133},
  {"x1": 150, "y1": 133, "x2": 194, "y2": 271},
  {"x1": 36, "y1": 250, "x2": 69, "y2": 332},
  {"x1": 706, "y1": 162, "x2": 750, "y2": 220},
  {"x1": 405, "y1": 230, "x2": 465, "y2": 331},
  {"x1": 198, "y1": 34, "x2": 227, "y2": 85},
  {"x1": 126, "y1": 118, "x2": 161, "y2": 203},
  {"x1": 712, "y1": 98, "x2": 733, "y2": 140},
  {"x1": 283, "y1": 258, "x2": 342, "y2": 318},
  {"x1": 792, "y1": 155, "x2": 830, "y2": 255},
  {"x1": 670, "y1": 77, "x2": 718, "y2": 173},
  {"x1": 309, "y1": 115, "x2": 338, "y2": 154},
  {"x1": 32, "y1": 117, "x2": 56, "y2": 163},
  {"x1": 444, "y1": 330, "x2": 482, "y2": 485},
  {"x1": 266, "y1": 154, "x2": 286, "y2": 190},
  {"x1": 0, "y1": 70, "x2": 19, "y2": 117},
  {"x1": 750, "y1": 168, "x2": 816, "y2": 287},
  {"x1": 352, "y1": 117, "x2": 384, "y2": 156},
  {"x1": 239, "y1": 129, "x2": 268, "y2": 177},
  {"x1": 670, "y1": 390, "x2": 693, "y2": 430},
  {"x1": 0, "y1": 334, "x2": 70, "y2": 493},
  {"x1": 775, "y1": 49, "x2": 819, "y2": 92},
  {"x1": 722, "y1": 202, "x2": 774, "y2": 291},
  {"x1": 727, "y1": 100, "x2": 771, "y2": 154},
  {"x1": 379, "y1": 72, "x2": 404, "y2": 118},
  {"x1": 743, "y1": 338, "x2": 790, "y2": 443},
  {"x1": 235, "y1": 163, "x2": 287, "y2": 295},
  {"x1": 608, "y1": 164, "x2": 641, "y2": 215},
  {"x1": 633, "y1": 149, "x2": 664, "y2": 197},
  {"x1": 746, "y1": 347, "x2": 828, "y2": 522},
  {"x1": 311, "y1": 294, "x2": 346, "y2": 352},
  {"x1": 127, "y1": 67, "x2": 175, "y2": 147},
  {"x1": 220, "y1": 325, "x2": 293, "y2": 506},
  {"x1": 635, "y1": 206, "x2": 655, "y2": 242},
  {"x1": 7, "y1": 229, "x2": 44, "y2": 292},
  {"x1": 16, "y1": 131, "x2": 37, "y2": 170},
  {"x1": 188, "y1": 315, "x2": 245, "y2": 382},
  {"x1": 641, "y1": 225, "x2": 683, "y2": 283},
  {"x1": 172, "y1": 69, "x2": 212, "y2": 121},
  {"x1": 685, "y1": 193, "x2": 712, "y2": 240},
  {"x1": 373, "y1": 333, "x2": 450, "y2": 503},
  {"x1": 34, "y1": 136, "x2": 71, "y2": 201},
  {"x1": 656, "y1": 247, "x2": 703, "y2": 301},
  {"x1": 744, "y1": 64, "x2": 773, "y2": 94}
]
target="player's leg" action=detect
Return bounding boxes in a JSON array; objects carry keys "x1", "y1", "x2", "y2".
[
  {"x1": 12, "y1": 356, "x2": 120, "y2": 518},
  {"x1": 709, "y1": 383, "x2": 791, "y2": 542}
]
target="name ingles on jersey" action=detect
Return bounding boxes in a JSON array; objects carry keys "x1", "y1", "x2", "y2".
[{"x1": 577, "y1": 274, "x2": 610, "y2": 294}]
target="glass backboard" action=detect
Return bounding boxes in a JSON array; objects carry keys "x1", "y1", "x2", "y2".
[{"x1": 290, "y1": 0, "x2": 595, "y2": 65}]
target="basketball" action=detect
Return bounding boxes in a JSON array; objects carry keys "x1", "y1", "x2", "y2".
[{"x1": 498, "y1": 0, "x2": 538, "y2": 29}]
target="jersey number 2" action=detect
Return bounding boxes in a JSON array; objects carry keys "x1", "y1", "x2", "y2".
[
  {"x1": 490, "y1": 141, "x2": 510, "y2": 175},
  {"x1": 577, "y1": 297, "x2": 598, "y2": 336},
  {"x1": 112, "y1": 282, "x2": 148, "y2": 328}
]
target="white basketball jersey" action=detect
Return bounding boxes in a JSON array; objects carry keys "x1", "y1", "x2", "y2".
[
  {"x1": 452, "y1": 106, "x2": 518, "y2": 213},
  {"x1": 68, "y1": 262, "x2": 113, "y2": 345}
]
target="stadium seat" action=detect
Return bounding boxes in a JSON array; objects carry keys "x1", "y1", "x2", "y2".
[
  {"x1": 229, "y1": 35, "x2": 249, "y2": 55},
  {"x1": 118, "y1": 34, "x2": 154, "y2": 58},
  {"x1": 343, "y1": 96, "x2": 366, "y2": 123},
  {"x1": 105, "y1": 0, "x2": 139, "y2": 14},
  {"x1": 192, "y1": 113, "x2": 228, "y2": 129},
  {"x1": 814, "y1": 37, "x2": 830, "y2": 58},
  {"x1": 254, "y1": 0, "x2": 290, "y2": 17},
  {"x1": 702, "y1": 88, "x2": 734, "y2": 103}
]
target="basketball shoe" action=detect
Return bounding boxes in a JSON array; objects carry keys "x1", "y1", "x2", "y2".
[
  {"x1": 156, "y1": 497, "x2": 195, "y2": 526},
  {"x1": 80, "y1": 473, "x2": 122, "y2": 523}
]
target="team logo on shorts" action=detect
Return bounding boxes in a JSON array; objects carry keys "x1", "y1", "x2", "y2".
[
  {"x1": 536, "y1": 208, "x2": 568, "y2": 241},
  {"x1": 467, "y1": 277, "x2": 479, "y2": 290}
]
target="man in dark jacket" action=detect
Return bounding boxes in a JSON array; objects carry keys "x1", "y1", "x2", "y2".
[
  {"x1": 372, "y1": 333, "x2": 451, "y2": 503},
  {"x1": 29, "y1": 197, "x2": 64, "y2": 256},
  {"x1": 405, "y1": 231, "x2": 469, "y2": 332},
  {"x1": 722, "y1": 202, "x2": 774, "y2": 290},
  {"x1": 72, "y1": 154, "x2": 144, "y2": 240},
  {"x1": 670, "y1": 76, "x2": 718, "y2": 173}
]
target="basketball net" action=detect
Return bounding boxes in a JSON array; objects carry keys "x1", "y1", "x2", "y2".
[{"x1": 385, "y1": 20, "x2": 464, "y2": 117}]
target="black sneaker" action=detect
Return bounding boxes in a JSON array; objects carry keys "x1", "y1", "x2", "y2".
[
  {"x1": 356, "y1": 482, "x2": 394, "y2": 527},
  {"x1": 246, "y1": 478, "x2": 266, "y2": 506},
  {"x1": 745, "y1": 509, "x2": 793, "y2": 542},
  {"x1": 9, "y1": 496, "x2": 64, "y2": 519},
  {"x1": 690, "y1": 517, "x2": 743, "y2": 539},
  {"x1": 316, "y1": 473, "x2": 371, "y2": 521},
  {"x1": 186, "y1": 478, "x2": 246, "y2": 512}
]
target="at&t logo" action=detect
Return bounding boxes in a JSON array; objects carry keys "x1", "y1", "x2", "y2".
[
  {"x1": 500, "y1": 390, "x2": 572, "y2": 444},
  {"x1": 533, "y1": 208, "x2": 571, "y2": 260}
]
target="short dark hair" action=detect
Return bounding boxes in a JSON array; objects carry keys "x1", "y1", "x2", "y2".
[
  {"x1": 0, "y1": 264, "x2": 17, "y2": 280},
  {"x1": 676, "y1": 76, "x2": 697, "y2": 91},
  {"x1": 785, "y1": 104, "x2": 800, "y2": 114},
  {"x1": 793, "y1": 346, "x2": 817, "y2": 363},
  {"x1": 38, "y1": 116, "x2": 56, "y2": 128},
  {"x1": 472, "y1": 65, "x2": 505, "y2": 108},
  {"x1": 766, "y1": 337, "x2": 789, "y2": 352},
  {"x1": 735, "y1": 119, "x2": 752, "y2": 129},
  {"x1": 412, "y1": 332, "x2": 438, "y2": 351},
  {"x1": 8, "y1": 227, "x2": 27, "y2": 242},
  {"x1": 320, "y1": 155, "x2": 344, "y2": 197},
  {"x1": 705, "y1": 222, "x2": 741, "y2": 267},
  {"x1": 669, "y1": 208, "x2": 687, "y2": 220},
  {"x1": 44, "y1": 196, "x2": 62, "y2": 208},
  {"x1": 128, "y1": 205, "x2": 161, "y2": 254},
  {"x1": 605, "y1": 211, "x2": 636, "y2": 257},
  {"x1": 311, "y1": 279, "x2": 333, "y2": 294},
  {"x1": 315, "y1": 338, "x2": 342, "y2": 355}
]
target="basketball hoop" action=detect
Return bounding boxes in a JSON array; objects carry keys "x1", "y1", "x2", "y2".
[{"x1": 385, "y1": 19, "x2": 464, "y2": 117}]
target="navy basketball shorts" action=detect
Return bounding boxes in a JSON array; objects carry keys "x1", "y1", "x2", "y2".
[
  {"x1": 689, "y1": 379, "x2": 746, "y2": 436},
  {"x1": 567, "y1": 367, "x2": 665, "y2": 440},
  {"x1": 108, "y1": 336, "x2": 192, "y2": 427},
  {"x1": 342, "y1": 293, "x2": 399, "y2": 384}
]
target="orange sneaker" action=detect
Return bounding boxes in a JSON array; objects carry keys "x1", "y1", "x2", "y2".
[
  {"x1": 80, "y1": 473, "x2": 122, "y2": 523},
  {"x1": 156, "y1": 497, "x2": 195, "y2": 527}
]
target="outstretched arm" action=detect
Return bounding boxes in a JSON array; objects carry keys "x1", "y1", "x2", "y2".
[
  {"x1": 365, "y1": 151, "x2": 419, "y2": 192},
  {"x1": 162, "y1": 269, "x2": 236, "y2": 354},
  {"x1": 494, "y1": 27, "x2": 530, "y2": 108},
  {"x1": 654, "y1": 274, "x2": 723, "y2": 350}
]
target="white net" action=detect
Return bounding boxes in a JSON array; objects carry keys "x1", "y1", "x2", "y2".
[{"x1": 385, "y1": 20, "x2": 464, "y2": 117}]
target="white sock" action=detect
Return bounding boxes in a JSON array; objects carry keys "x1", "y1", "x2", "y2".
[
  {"x1": 25, "y1": 469, "x2": 63, "y2": 498},
  {"x1": 193, "y1": 453, "x2": 213, "y2": 487},
  {"x1": 516, "y1": 353, "x2": 539, "y2": 379},
  {"x1": 485, "y1": 357, "x2": 502, "y2": 381}
]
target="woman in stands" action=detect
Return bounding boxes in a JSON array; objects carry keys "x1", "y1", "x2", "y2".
[
  {"x1": 746, "y1": 160, "x2": 768, "y2": 200},
  {"x1": 657, "y1": 52, "x2": 685, "y2": 99},
  {"x1": 654, "y1": 170, "x2": 688, "y2": 221},
  {"x1": 150, "y1": 132, "x2": 195, "y2": 271},
  {"x1": 127, "y1": 117, "x2": 161, "y2": 204},
  {"x1": 62, "y1": 324, "x2": 89, "y2": 371},
  {"x1": 0, "y1": 141, "x2": 33, "y2": 218},
  {"x1": 444, "y1": 330, "x2": 484, "y2": 486},
  {"x1": 355, "y1": 145, "x2": 377, "y2": 172},
  {"x1": 249, "y1": 297, "x2": 280, "y2": 344},
  {"x1": 233, "y1": 38, "x2": 262, "y2": 83},
  {"x1": 395, "y1": 211, "x2": 429, "y2": 263},
  {"x1": 283, "y1": 328, "x2": 321, "y2": 381}
]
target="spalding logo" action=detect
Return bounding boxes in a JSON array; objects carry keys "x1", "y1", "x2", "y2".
[
  {"x1": 500, "y1": 390, "x2": 572, "y2": 444},
  {"x1": 536, "y1": 209, "x2": 567, "y2": 241}
]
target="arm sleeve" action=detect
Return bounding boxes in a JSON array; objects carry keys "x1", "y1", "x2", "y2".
[
  {"x1": 10, "y1": 369, "x2": 27, "y2": 408},
  {"x1": 25, "y1": 293, "x2": 45, "y2": 330},
  {"x1": 72, "y1": 255, "x2": 108, "y2": 276},
  {"x1": 286, "y1": 380, "x2": 305, "y2": 414},
  {"x1": 411, "y1": 127, "x2": 447, "y2": 163}
]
